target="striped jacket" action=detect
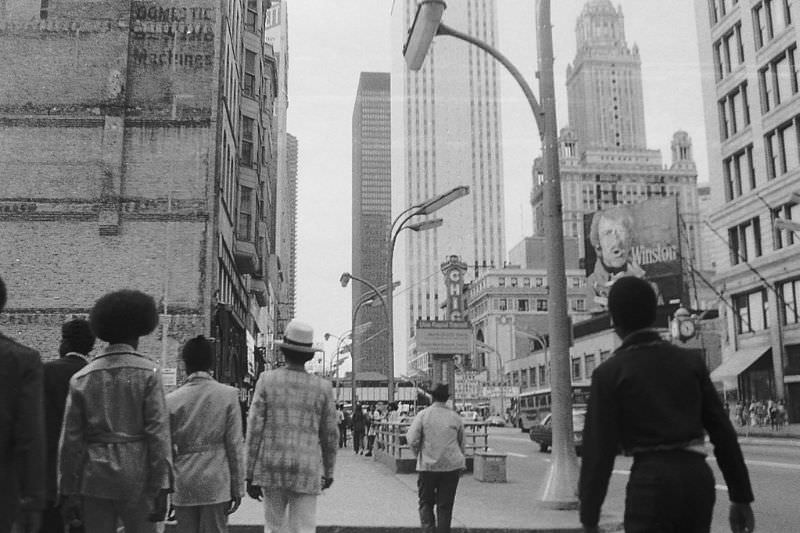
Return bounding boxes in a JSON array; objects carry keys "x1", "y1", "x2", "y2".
[{"x1": 245, "y1": 367, "x2": 338, "y2": 494}]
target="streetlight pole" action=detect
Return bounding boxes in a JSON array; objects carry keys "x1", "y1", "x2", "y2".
[{"x1": 403, "y1": 0, "x2": 577, "y2": 508}]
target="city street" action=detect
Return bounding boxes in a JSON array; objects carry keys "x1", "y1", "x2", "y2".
[{"x1": 486, "y1": 427, "x2": 800, "y2": 532}]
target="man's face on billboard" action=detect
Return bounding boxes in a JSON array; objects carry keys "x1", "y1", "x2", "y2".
[{"x1": 597, "y1": 214, "x2": 630, "y2": 269}]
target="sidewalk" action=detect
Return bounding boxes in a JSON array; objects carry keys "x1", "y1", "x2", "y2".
[
  {"x1": 734, "y1": 422, "x2": 800, "y2": 446},
  {"x1": 214, "y1": 451, "x2": 623, "y2": 533}
]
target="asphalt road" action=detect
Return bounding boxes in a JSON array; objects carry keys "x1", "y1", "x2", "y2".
[{"x1": 486, "y1": 427, "x2": 800, "y2": 532}]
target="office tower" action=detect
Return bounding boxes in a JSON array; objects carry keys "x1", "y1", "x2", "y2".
[
  {"x1": 694, "y1": 0, "x2": 800, "y2": 421},
  {"x1": 531, "y1": 0, "x2": 701, "y2": 304},
  {"x1": 392, "y1": 0, "x2": 506, "y2": 366},
  {"x1": 0, "y1": 0, "x2": 281, "y2": 385},
  {"x1": 352, "y1": 72, "x2": 392, "y2": 375}
]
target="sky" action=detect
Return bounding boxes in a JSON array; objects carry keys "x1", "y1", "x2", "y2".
[{"x1": 286, "y1": 0, "x2": 710, "y2": 375}]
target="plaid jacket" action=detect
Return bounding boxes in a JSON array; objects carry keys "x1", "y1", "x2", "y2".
[{"x1": 245, "y1": 367, "x2": 338, "y2": 494}]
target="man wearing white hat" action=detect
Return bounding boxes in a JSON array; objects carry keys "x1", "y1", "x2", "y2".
[{"x1": 244, "y1": 320, "x2": 338, "y2": 533}]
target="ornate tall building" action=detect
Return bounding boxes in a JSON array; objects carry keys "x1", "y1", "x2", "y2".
[
  {"x1": 531, "y1": 0, "x2": 702, "y2": 300},
  {"x1": 392, "y1": 0, "x2": 506, "y2": 365},
  {"x1": 352, "y1": 72, "x2": 391, "y2": 375}
]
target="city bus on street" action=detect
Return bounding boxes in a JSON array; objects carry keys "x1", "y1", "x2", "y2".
[{"x1": 510, "y1": 384, "x2": 591, "y2": 432}]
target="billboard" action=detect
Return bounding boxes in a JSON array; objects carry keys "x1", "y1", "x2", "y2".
[
  {"x1": 583, "y1": 197, "x2": 682, "y2": 312},
  {"x1": 415, "y1": 320, "x2": 473, "y2": 354}
]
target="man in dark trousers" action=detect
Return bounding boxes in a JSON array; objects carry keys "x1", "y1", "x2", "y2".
[
  {"x1": 0, "y1": 275, "x2": 45, "y2": 533},
  {"x1": 406, "y1": 383, "x2": 465, "y2": 533},
  {"x1": 41, "y1": 319, "x2": 95, "y2": 532},
  {"x1": 579, "y1": 277, "x2": 755, "y2": 533}
]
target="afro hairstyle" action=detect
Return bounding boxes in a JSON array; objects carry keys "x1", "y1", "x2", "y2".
[
  {"x1": 61, "y1": 318, "x2": 96, "y2": 355},
  {"x1": 89, "y1": 289, "x2": 159, "y2": 343},
  {"x1": 181, "y1": 335, "x2": 215, "y2": 373},
  {"x1": 607, "y1": 276, "x2": 658, "y2": 333}
]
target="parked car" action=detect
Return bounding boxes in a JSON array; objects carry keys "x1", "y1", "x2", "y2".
[
  {"x1": 484, "y1": 415, "x2": 506, "y2": 427},
  {"x1": 528, "y1": 409, "x2": 586, "y2": 454},
  {"x1": 460, "y1": 410, "x2": 481, "y2": 422}
]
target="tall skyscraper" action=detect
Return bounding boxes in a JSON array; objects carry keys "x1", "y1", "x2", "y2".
[
  {"x1": 392, "y1": 0, "x2": 506, "y2": 367},
  {"x1": 352, "y1": 72, "x2": 391, "y2": 375},
  {"x1": 694, "y1": 0, "x2": 800, "y2": 421},
  {"x1": 531, "y1": 0, "x2": 701, "y2": 304}
]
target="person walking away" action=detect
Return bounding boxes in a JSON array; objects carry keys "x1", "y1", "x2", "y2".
[
  {"x1": 245, "y1": 320, "x2": 338, "y2": 533},
  {"x1": 351, "y1": 403, "x2": 366, "y2": 454},
  {"x1": 365, "y1": 405, "x2": 381, "y2": 456},
  {"x1": 579, "y1": 277, "x2": 754, "y2": 533},
  {"x1": 406, "y1": 383, "x2": 465, "y2": 533},
  {"x1": 336, "y1": 404, "x2": 347, "y2": 448},
  {"x1": 166, "y1": 336, "x2": 244, "y2": 532},
  {"x1": 41, "y1": 319, "x2": 95, "y2": 533},
  {"x1": 0, "y1": 276, "x2": 45, "y2": 533},
  {"x1": 58, "y1": 290, "x2": 173, "y2": 533}
]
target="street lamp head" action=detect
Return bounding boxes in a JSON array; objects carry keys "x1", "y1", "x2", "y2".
[
  {"x1": 416, "y1": 185, "x2": 469, "y2": 215},
  {"x1": 407, "y1": 218, "x2": 444, "y2": 232},
  {"x1": 340, "y1": 272, "x2": 352, "y2": 287},
  {"x1": 775, "y1": 217, "x2": 800, "y2": 233},
  {"x1": 324, "y1": 333, "x2": 333, "y2": 341},
  {"x1": 403, "y1": 0, "x2": 447, "y2": 71},
  {"x1": 791, "y1": 191, "x2": 800, "y2": 204}
]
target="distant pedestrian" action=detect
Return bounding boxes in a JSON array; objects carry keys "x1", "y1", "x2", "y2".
[
  {"x1": 0, "y1": 276, "x2": 45, "y2": 533},
  {"x1": 41, "y1": 319, "x2": 95, "y2": 533},
  {"x1": 58, "y1": 289, "x2": 172, "y2": 533},
  {"x1": 352, "y1": 403, "x2": 366, "y2": 454},
  {"x1": 166, "y1": 335, "x2": 244, "y2": 533},
  {"x1": 245, "y1": 320, "x2": 338, "y2": 533},
  {"x1": 366, "y1": 405, "x2": 381, "y2": 456},
  {"x1": 579, "y1": 277, "x2": 754, "y2": 533},
  {"x1": 406, "y1": 383, "x2": 465, "y2": 533},
  {"x1": 336, "y1": 404, "x2": 347, "y2": 448}
]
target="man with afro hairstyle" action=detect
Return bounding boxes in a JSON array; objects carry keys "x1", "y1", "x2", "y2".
[
  {"x1": 0, "y1": 275, "x2": 45, "y2": 533},
  {"x1": 579, "y1": 277, "x2": 754, "y2": 533},
  {"x1": 58, "y1": 289, "x2": 173, "y2": 533},
  {"x1": 167, "y1": 335, "x2": 244, "y2": 533}
]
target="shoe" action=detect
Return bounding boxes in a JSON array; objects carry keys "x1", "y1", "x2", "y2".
[{"x1": 365, "y1": 452, "x2": 372, "y2": 457}]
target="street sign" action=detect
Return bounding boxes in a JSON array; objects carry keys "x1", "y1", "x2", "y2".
[
  {"x1": 481, "y1": 386, "x2": 519, "y2": 398},
  {"x1": 415, "y1": 320, "x2": 472, "y2": 354},
  {"x1": 162, "y1": 367, "x2": 177, "y2": 387}
]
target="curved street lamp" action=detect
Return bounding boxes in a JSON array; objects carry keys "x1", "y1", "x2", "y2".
[{"x1": 402, "y1": 0, "x2": 576, "y2": 508}]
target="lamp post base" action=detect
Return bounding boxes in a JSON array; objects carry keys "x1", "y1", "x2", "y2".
[{"x1": 539, "y1": 448, "x2": 580, "y2": 510}]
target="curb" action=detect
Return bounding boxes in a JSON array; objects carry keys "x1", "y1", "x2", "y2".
[{"x1": 207, "y1": 526, "x2": 623, "y2": 533}]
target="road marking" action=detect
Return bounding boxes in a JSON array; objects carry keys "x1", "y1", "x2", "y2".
[
  {"x1": 745, "y1": 459, "x2": 800, "y2": 470},
  {"x1": 505, "y1": 452, "x2": 529, "y2": 458}
]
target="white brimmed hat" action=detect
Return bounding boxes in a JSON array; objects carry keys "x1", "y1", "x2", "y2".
[{"x1": 275, "y1": 320, "x2": 321, "y2": 354}]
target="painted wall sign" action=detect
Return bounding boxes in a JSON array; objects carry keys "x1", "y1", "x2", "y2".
[{"x1": 130, "y1": 2, "x2": 215, "y2": 70}]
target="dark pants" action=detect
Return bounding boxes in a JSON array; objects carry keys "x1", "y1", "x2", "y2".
[
  {"x1": 417, "y1": 470, "x2": 460, "y2": 533},
  {"x1": 338, "y1": 424, "x2": 347, "y2": 448},
  {"x1": 625, "y1": 450, "x2": 715, "y2": 533},
  {"x1": 353, "y1": 430, "x2": 364, "y2": 453},
  {"x1": 366, "y1": 435, "x2": 376, "y2": 455}
]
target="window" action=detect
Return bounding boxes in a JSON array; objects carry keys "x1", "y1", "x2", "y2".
[
  {"x1": 510, "y1": 277, "x2": 518, "y2": 287},
  {"x1": 765, "y1": 117, "x2": 799, "y2": 178},
  {"x1": 723, "y1": 145, "x2": 754, "y2": 200},
  {"x1": 539, "y1": 365, "x2": 546, "y2": 386},
  {"x1": 534, "y1": 277, "x2": 544, "y2": 288},
  {"x1": 40, "y1": 0, "x2": 48, "y2": 19},
  {"x1": 572, "y1": 358, "x2": 582, "y2": 380},
  {"x1": 780, "y1": 278, "x2": 800, "y2": 324},
  {"x1": 498, "y1": 277, "x2": 506, "y2": 287},
  {"x1": 238, "y1": 186, "x2": 253, "y2": 241},
  {"x1": 245, "y1": 0, "x2": 258, "y2": 32},
  {"x1": 536, "y1": 299, "x2": 548, "y2": 312},
  {"x1": 772, "y1": 202, "x2": 800, "y2": 248},
  {"x1": 498, "y1": 298, "x2": 508, "y2": 311},
  {"x1": 241, "y1": 116, "x2": 255, "y2": 167},
  {"x1": 753, "y1": 1, "x2": 775, "y2": 49},
  {"x1": 243, "y1": 50, "x2": 256, "y2": 98},
  {"x1": 733, "y1": 288, "x2": 768, "y2": 333},
  {"x1": 719, "y1": 82, "x2": 750, "y2": 139},
  {"x1": 517, "y1": 299, "x2": 529, "y2": 312},
  {"x1": 571, "y1": 298, "x2": 586, "y2": 312},
  {"x1": 759, "y1": 44, "x2": 798, "y2": 112},
  {"x1": 728, "y1": 217, "x2": 762, "y2": 264},
  {"x1": 585, "y1": 355, "x2": 596, "y2": 377}
]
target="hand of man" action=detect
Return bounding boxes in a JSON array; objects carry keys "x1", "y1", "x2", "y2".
[
  {"x1": 148, "y1": 489, "x2": 170, "y2": 522},
  {"x1": 15, "y1": 510, "x2": 41, "y2": 533},
  {"x1": 246, "y1": 479, "x2": 262, "y2": 501},
  {"x1": 227, "y1": 496, "x2": 242, "y2": 515},
  {"x1": 729, "y1": 502, "x2": 755, "y2": 533},
  {"x1": 59, "y1": 494, "x2": 83, "y2": 529},
  {"x1": 321, "y1": 476, "x2": 334, "y2": 490}
]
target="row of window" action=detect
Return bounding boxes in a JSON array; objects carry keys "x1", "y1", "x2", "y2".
[
  {"x1": 504, "y1": 351, "x2": 611, "y2": 388},
  {"x1": 495, "y1": 276, "x2": 586, "y2": 289},
  {"x1": 732, "y1": 276, "x2": 800, "y2": 334},
  {"x1": 727, "y1": 201, "x2": 800, "y2": 266},
  {"x1": 709, "y1": 0, "x2": 793, "y2": 44},
  {"x1": 496, "y1": 297, "x2": 586, "y2": 313}
]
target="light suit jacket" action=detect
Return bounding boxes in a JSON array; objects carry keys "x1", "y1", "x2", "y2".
[{"x1": 166, "y1": 372, "x2": 245, "y2": 506}]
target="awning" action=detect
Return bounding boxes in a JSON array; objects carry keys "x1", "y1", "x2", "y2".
[{"x1": 710, "y1": 346, "x2": 769, "y2": 382}]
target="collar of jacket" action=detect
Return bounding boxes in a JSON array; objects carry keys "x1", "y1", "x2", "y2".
[
  {"x1": 64, "y1": 351, "x2": 90, "y2": 363},
  {"x1": 617, "y1": 328, "x2": 663, "y2": 352},
  {"x1": 184, "y1": 371, "x2": 214, "y2": 383},
  {"x1": 95, "y1": 343, "x2": 147, "y2": 360}
]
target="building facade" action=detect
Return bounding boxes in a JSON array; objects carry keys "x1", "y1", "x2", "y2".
[
  {"x1": 0, "y1": 0, "x2": 285, "y2": 392},
  {"x1": 531, "y1": 0, "x2": 703, "y2": 307},
  {"x1": 391, "y1": 0, "x2": 506, "y2": 367},
  {"x1": 352, "y1": 72, "x2": 391, "y2": 375},
  {"x1": 694, "y1": 0, "x2": 800, "y2": 421}
]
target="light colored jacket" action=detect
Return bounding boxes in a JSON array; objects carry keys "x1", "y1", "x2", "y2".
[
  {"x1": 58, "y1": 344, "x2": 172, "y2": 501},
  {"x1": 245, "y1": 367, "x2": 338, "y2": 494},
  {"x1": 166, "y1": 372, "x2": 244, "y2": 506},
  {"x1": 407, "y1": 402, "x2": 466, "y2": 472}
]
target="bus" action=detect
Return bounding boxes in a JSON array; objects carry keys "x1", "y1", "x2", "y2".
[{"x1": 510, "y1": 384, "x2": 591, "y2": 432}]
